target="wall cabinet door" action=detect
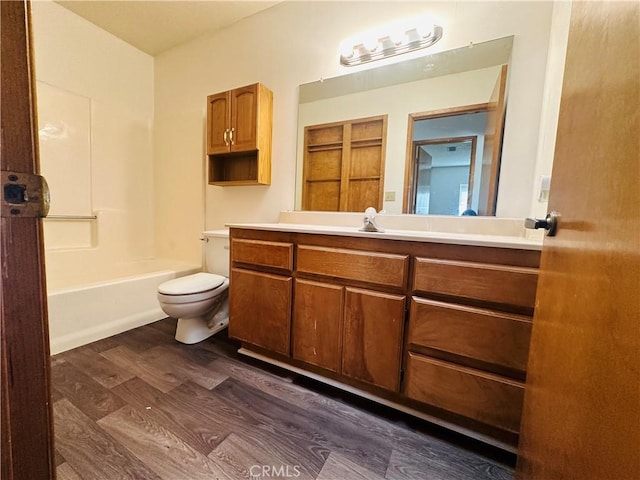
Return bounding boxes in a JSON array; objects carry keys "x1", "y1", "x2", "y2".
[
  {"x1": 207, "y1": 84, "x2": 260, "y2": 155},
  {"x1": 206, "y1": 91, "x2": 231, "y2": 155},
  {"x1": 342, "y1": 287, "x2": 405, "y2": 391},
  {"x1": 292, "y1": 279, "x2": 343, "y2": 373},
  {"x1": 229, "y1": 268, "x2": 292, "y2": 356},
  {"x1": 229, "y1": 84, "x2": 259, "y2": 152}
]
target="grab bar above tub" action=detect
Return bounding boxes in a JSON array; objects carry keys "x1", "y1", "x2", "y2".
[{"x1": 45, "y1": 214, "x2": 97, "y2": 220}]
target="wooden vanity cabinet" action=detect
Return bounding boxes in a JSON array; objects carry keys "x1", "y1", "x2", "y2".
[
  {"x1": 292, "y1": 279, "x2": 343, "y2": 373},
  {"x1": 341, "y1": 287, "x2": 405, "y2": 391},
  {"x1": 207, "y1": 83, "x2": 273, "y2": 185},
  {"x1": 229, "y1": 269, "x2": 292, "y2": 356},
  {"x1": 228, "y1": 227, "x2": 540, "y2": 448},
  {"x1": 292, "y1": 280, "x2": 406, "y2": 391},
  {"x1": 293, "y1": 245, "x2": 408, "y2": 391},
  {"x1": 404, "y1": 253, "x2": 539, "y2": 436},
  {"x1": 228, "y1": 238, "x2": 293, "y2": 356}
]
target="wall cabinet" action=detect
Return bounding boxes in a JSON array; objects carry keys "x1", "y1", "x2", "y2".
[
  {"x1": 228, "y1": 227, "x2": 540, "y2": 449},
  {"x1": 206, "y1": 83, "x2": 273, "y2": 185}
]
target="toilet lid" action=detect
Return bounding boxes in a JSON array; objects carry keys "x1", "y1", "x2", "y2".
[{"x1": 158, "y1": 272, "x2": 226, "y2": 295}]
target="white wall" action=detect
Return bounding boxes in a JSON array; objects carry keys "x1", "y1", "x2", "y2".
[
  {"x1": 31, "y1": 1, "x2": 156, "y2": 282},
  {"x1": 154, "y1": 1, "x2": 555, "y2": 263},
  {"x1": 529, "y1": 1, "x2": 572, "y2": 218}
]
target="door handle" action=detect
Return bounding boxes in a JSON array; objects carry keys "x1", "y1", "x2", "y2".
[
  {"x1": 229, "y1": 127, "x2": 234, "y2": 145},
  {"x1": 525, "y1": 211, "x2": 559, "y2": 236},
  {"x1": 223, "y1": 129, "x2": 229, "y2": 146}
]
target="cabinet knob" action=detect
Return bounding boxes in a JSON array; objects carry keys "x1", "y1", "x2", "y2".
[
  {"x1": 230, "y1": 127, "x2": 235, "y2": 145},
  {"x1": 223, "y1": 129, "x2": 229, "y2": 146}
]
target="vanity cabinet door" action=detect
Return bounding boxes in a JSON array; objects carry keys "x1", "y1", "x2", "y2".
[
  {"x1": 229, "y1": 268, "x2": 292, "y2": 356},
  {"x1": 342, "y1": 287, "x2": 405, "y2": 391},
  {"x1": 292, "y1": 279, "x2": 343, "y2": 373}
]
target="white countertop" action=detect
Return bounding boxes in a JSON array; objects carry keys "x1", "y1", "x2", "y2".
[{"x1": 226, "y1": 222, "x2": 543, "y2": 250}]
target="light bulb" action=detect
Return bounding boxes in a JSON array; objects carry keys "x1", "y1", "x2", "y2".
[
  {"x1": 363, "y1": 35, "x2": 379, "y2": 53},
  {"x1": 338, "y1": 40, "x2": 355, "y2": 59},
  {"x1": 389, "y1": 29, "x2": 406, "y2": 45},
  {"x1": 416, "y1": 23, "x2": 433, "y2": 38}
]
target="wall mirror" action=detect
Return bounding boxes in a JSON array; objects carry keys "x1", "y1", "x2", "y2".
[{"x1": 295, "y1": 36, "x2": 513, "y2": 216}]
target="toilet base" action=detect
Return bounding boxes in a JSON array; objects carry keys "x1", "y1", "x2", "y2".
[{"x1": 175, "y1": 315, "x2": 229, "y2": 344}]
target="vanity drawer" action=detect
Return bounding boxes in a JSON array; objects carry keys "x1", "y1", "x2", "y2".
[
  {"x1": 297, "y1": 245, "x2": 408, "y2": 288},
  {"x1": 413, "y1": 257, "x2": 538, "y2": 310},
  {"x1": 231, "y1": 239, "x2": 294, "y2": 271},
  {"x1": 408, "y1": 297, "x2": 532, "y2": 373},
  {"x1": 404, "y1": 352, "x2": 525, "y2": 433}
]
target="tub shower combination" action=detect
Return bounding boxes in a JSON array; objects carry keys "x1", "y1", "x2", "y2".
[{"x1": 47, "y1": 259, "x2": 200, "y2": 354}]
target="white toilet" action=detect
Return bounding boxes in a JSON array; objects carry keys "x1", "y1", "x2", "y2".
[{"x1": 157, "y1": 230, "x2": 230, "y2": 344}]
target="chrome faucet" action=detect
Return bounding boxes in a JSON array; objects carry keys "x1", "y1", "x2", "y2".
[{"x1": 359, "y1": 207, "x2": 384, "y2": 233}]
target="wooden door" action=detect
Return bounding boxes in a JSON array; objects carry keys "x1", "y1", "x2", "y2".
[
  {"x1": 229, "y1": 268, "x2": 292, "y2": 356},
  {"x1": 344, "y1": 116, "x2": 387, "y2": 212},
  {"x1": 301, "y1": 122, "x2": 344, "y2": 211},
  {"x1": 302, "y1": 115, "x2": 387, "y2": 211},
  {"x1": 206, "y1": 90, "x2": 230, "y2": 154},
  {"x1": 1, "y1": 1, "x2": 55, "y2": 478},
  {"x1": 516, "y1": 2, "x2": 639, "y2": 479},
  {"x1": 292, "y1": 279, "x2": 343, "y2": 373},
  {"x1": 478, "y1": 64, "x2": 507, "y2": 216},
  {"x1": 230, "y1": 83, "x2": 258, "y2": 152},
  {"x1": 342, "y1": 288, "x2": 405, "y2": 391}
]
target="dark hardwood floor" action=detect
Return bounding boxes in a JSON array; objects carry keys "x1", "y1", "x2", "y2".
[{"x1": 51, "y1": 318, "x2": 514, "y2": 479}]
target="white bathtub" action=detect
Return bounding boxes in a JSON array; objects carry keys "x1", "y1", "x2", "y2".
[{"x1": 47, "y1": 259, "x2": 200, "y2": 354}]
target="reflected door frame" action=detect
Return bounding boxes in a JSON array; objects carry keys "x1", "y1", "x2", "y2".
[
  {"x1": 403, "y1": 103, "x2": 489, "y2": 213},
  {"x1": 408, "y1": 135, "x2": 478, "y2": 215},
  {"x1": 403, "y1": 64, "x2": 507, "y2": 215}
]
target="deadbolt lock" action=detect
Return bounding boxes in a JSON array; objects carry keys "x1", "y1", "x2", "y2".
[{"x1": 1, "y1": 171, "x2": 50, "y2": 218}]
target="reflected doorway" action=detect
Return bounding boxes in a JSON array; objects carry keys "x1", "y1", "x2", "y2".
[
  {"x1": 403, "y1": 64, "x2": 507, "y2": 215},
  {"x1": 411, "y1": 136, "x2": 478, "y2": 215}
]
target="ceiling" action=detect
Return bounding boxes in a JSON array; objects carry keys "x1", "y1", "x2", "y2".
[{"x1": 55, "y1": 1, "x2": 281, "y2": 56}]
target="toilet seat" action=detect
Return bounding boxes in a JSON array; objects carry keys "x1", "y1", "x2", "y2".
[
  {"x1": 159, "y1": 272, "x2": 225, "y2": 295},
  {"x1": 157, "y1": 273, "x2": 228, "y2": 305}
]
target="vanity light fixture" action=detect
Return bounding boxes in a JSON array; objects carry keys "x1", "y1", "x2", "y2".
[{"x1": 339, "y1": 21, "x2": 443, "y2": 67}]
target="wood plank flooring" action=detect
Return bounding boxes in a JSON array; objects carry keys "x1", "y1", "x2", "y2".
[{"x1": 51, "y1": 318, "x2": 514, "y2": 479}]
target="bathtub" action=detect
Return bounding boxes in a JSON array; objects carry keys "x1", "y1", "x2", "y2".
[{"x1": 47, "y1": 259, "x2": 201, "y2": 354}]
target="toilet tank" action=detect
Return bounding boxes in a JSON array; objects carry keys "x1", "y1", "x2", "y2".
[{"x1": 203, "y1": 230, "x2": 229, "y2": 276}]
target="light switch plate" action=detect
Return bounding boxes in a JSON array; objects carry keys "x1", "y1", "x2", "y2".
[
  {"x1": 384, "y1": 191, "x2": 396, "y2": 201},
  {"x1": 538, "y1": 175, "x2": 551, "y2": 202}
]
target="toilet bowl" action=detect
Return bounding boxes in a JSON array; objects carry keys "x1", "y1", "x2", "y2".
[{"x1": 157, "y1": 230, "x2": 230, "y2": 344}]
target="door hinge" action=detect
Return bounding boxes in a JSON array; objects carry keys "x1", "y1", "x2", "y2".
[{"x1": 1, "y1": 171, "x2": 50, "y2": 218}]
